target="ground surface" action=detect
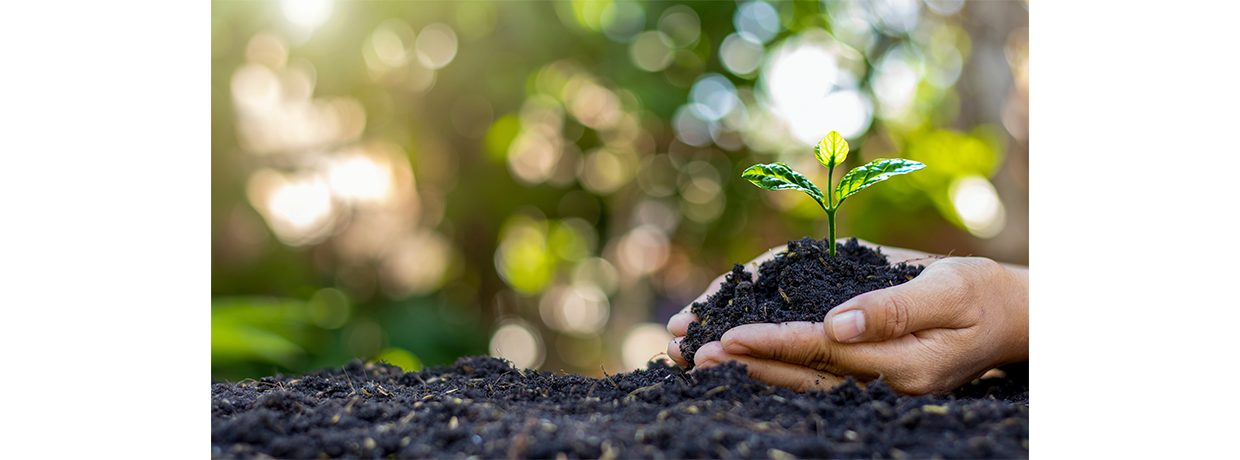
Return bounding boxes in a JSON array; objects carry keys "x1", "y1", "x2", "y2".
[
  {"x1": 211, "y1": 357, "x2": 1029, "y2": 459},
  {"x1": 680, "y1": 237, "x2": 925, "y2": 369}
]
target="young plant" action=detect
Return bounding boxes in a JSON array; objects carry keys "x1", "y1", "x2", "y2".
[{"x1": 742, "y1": 131, "x2": 925, "y2": 257}]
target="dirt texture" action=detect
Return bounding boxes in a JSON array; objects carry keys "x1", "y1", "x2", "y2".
[
  {"x1": 212, "y1": 357, "x2": 1028, "y2": 459},
  {"x1": 680, "y1": 237, "x2": 925, "y2": 369}
]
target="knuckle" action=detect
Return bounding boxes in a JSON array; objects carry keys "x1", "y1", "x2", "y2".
[
  {"x1": 877, "y1": 291, "x2": 913, "y2": 339},
  {"x1": 936, "y1": 257, "x2": 1005, "y2": 320},
  {"x1": 931, "y1": 260, "x2": 975, "y2": 304},
  {"x1": 805, "y1": 341, "x2": 835, "y2": 371},
  {"x1": 895, "y1": 368, "x2": 939, "y2": 396},
  {"x1": 902, "y1": 377, "x2": 934, "y2": 396}
]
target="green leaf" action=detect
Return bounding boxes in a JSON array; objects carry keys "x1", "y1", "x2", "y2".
[
  {"x1": 814, "y1": 131, "x2": 849, "y2": 169},
  {"x1": 835, "y1": 158, "x2": 926, "y2": 202},
  {"x1": 742, "y1": 163, "x2": 824, "y2": 204}
]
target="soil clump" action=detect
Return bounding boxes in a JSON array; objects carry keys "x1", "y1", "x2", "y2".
[{"x1": 680, "y1": 237, "x2": 925, "y2": 369}]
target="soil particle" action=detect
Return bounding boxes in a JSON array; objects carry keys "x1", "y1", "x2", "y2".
[
  {"x1": 212, "y1": 356, "x2": 1028, "y2": 458},
  {"x1": 680, "y1": 237, "x2": 925, "y2": 369}
]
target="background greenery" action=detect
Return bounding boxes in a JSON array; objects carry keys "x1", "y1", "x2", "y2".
[{"x1": 211, "y1": 0, "x2": 1028, "y2": 382}]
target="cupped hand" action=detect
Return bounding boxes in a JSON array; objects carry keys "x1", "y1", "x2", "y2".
[{"x1": 665, "y1": 240, "x2": 1028, "y2": 396}]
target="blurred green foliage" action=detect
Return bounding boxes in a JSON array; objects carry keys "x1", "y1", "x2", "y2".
[{"x1": 212, "y1": 0, "x2": 1028, "y2": 381}]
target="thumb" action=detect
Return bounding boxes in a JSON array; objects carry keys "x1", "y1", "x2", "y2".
[{"x1": 825, "y1": 258, "x2": 980, "y2": 343}]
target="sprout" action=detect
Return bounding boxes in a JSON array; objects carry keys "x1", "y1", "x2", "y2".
[{"x1": 742, "y1": 131, "x2": 925, "y2": 257}]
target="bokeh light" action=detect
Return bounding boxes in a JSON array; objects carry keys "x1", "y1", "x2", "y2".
[
  {"x1": 621, "y1": 323, "x2": 673, "y2": 371},
  {"x1": 416, "y1": 23, "x2": 458, "y2": 70},
  {"x1": 672, "y1": 104, "x2": 712, "y2": 147},
  {"x1": 950, "y1": 175, "x2": 1006, "y2": 239},
  {"x1": 657, "y1": 5, "x2": 701, "y2": 49},
  {"x1": 871, "y1": 0, "x2": 922, "y2": 36},
  {"x1": 872, "y1": 43, "x2": 923, "y2": 119},
  {"x1": 327, "y1": 151, "x2": 393, "y2": 204},
  {"x1": 247, "y1": 169, "x2": 336, "y2": 246},
  {"x1": 495, "y1": 213, "x2": 555, "y2": 295},
  {"x1": 925, "y1": 0, "x2": 966, "y2": 16},
  {"x1": 720, "y1": 33, "x2": 765, "y2": 76},
  {"x1": 734, "y1": 1, "x2": 780, "y2": 43},
  {"x1": 689, "y1": 73, "x2": 739, "y2": 122},
  {"x1": 615, "y1": 224, "x2": 670, "y2": 279},
  {"x1": 760, "y1": 31, "x2": 873, "y2": 142},
  {"x1": 539, "y1": 283, "x2": 610, "y2": 336},
  {"x1": 490, "y1": 319, "x2": 544, "y2": 370},
  {"x1": 381, "y1": 230, "x2": 453, "y2": 298},
  {"x1": 601, "y1": 2, "x2": 645, "y2": 43},
  {"x1": 281, "y1": 0, "x2": 332, "y2": 30},
  {"x1": 629, "y1": 31, "x2": 675, "y2": 72},
  {"x1": 307, "y1": 288, "x2": 351, "y2": 329}
]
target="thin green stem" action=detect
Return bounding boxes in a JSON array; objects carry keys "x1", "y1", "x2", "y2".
[
  {"x1": 826, "y1": 209, "x2": 836, "y2": 258},
  {"x1": 826, "y1": 161, "x2": 835, "y2": 210},
  {"x1": 825, "y1": 161, "x2": 837, "y2": 257}
]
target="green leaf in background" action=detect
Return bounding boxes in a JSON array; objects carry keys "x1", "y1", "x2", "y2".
[
  {"x1": 742, "y1": 163, "x2": 825, "y2": 205},
  {"x1": 815, "y1": 131, "x2": 849, "y2": 169},
  {"x1": 835, "y1": 159, "x2": 927, "y2": 203},
  {"x1": 373, "y1": 347, "x2": 424, "y2": 372}
]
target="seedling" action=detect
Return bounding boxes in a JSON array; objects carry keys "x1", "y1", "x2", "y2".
[{"x1": 742, "y1": 131, "x2": 925, "y2": 257}]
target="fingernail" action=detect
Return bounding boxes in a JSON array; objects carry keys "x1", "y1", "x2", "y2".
[
  {"x1": 831, "y1": 310, "x2": 865, "y2": 343},
  {"x1": 671, "y1": 337, "x2": 682, "y2": 345}
]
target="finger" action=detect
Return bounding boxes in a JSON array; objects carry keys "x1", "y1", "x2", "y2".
[
  {"x1": 825, "y1": 257, "x2": 982, "y2": 343},
  {"x1": 719, "y1": 322, "x2": 829, "y2": 366},
  {"x1": 666, "y1": 337, "x2": 687, "y2": 367},
  {"x1": 666, "y1": 311, "x2": 698, "y2": 337},
  {"x1": 693, "y1": 341, "x2": 847, "y2": 392},
  {"x1": 720, "y1": 322, "x2": 911, "y2": 379},
  {"x1": 670, "y1": 245, "x2": 789, "y2": 336},
  {"x1": 667, "y1": 275, "x2": 725, "y2": 336}
]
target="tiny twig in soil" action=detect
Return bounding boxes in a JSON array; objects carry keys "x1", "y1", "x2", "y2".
[
  {"x1": 342, "y1": 366, "x2": 357, "y2": 394},
  {"x1": 601, "y1": 366, "x2": 619, "y2": 389}
]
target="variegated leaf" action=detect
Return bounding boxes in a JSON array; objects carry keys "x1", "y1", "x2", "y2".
[
  {"x1": 834, "y1": 158, "x2": 926, "y2": 202},
  {"x1": 742, "y1": 163, "x2": 824, "y2": 204}
]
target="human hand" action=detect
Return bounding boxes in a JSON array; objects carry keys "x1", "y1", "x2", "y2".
[
  {"x1": 665, "y1": 240, "x2": 1028, "y2": 396},
  {"x1": 665, "y1": 239, "x2": 936, "y2": 359}
]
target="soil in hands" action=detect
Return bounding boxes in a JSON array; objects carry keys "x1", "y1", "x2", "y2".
[
  {"x1": 212, "y1": 357, "x2": 1028, "y2": 459},
  {"x1": 680, "y1": 237, "x2": 926, "y2": 369}
]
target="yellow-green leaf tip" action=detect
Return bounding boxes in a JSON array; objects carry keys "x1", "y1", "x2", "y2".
[{"x1": 814, "y1": 131, "x2": 849, "y2": 169}]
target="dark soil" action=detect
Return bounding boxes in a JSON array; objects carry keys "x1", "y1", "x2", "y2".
[
  {"x1": 680, "y1": 237, "x2": 925, "y2": 369},
  {"x1": 212, "y1": 357, "x2": 1028, "y2": 459}
]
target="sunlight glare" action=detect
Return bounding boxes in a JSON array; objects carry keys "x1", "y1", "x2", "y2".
[
  {"x1": 761, "y1": 34, "x2": 873, "y2": 142},
  {"x1": 281, "y1": 0, "x2": 333, "y2": 30},
  {"x1": 950, "y1": 175, "x2": 1006, "y2": 239},
  {"x1": 247, "y1": 169, "x2": 337, "y2": 246},
  {"x1": 328, "y1": 153, "x2": 391, "y2": 203},
  {"x1": 621, "y1": 323, "x2": 674, "y2": 371}
]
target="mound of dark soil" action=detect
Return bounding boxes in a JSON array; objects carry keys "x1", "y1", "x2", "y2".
[
  {"x1": 680, "y1": 237, "x2": 925, "y2": 369},
  {"x1": 212, "y1": 357, "x2": 1028, "y2": 459}
]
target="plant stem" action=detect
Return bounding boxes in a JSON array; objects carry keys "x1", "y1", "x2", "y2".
[
  {"x1": 826, "y1": 161, "x2": 836, "y2": 257},
  {"x1": 826, "y1": 208, "x2": 836, "y2": 258}
]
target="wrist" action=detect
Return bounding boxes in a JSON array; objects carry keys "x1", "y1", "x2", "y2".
[{"x1": 996, "y1": 264, "x2": 1029, "y2": 365}]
